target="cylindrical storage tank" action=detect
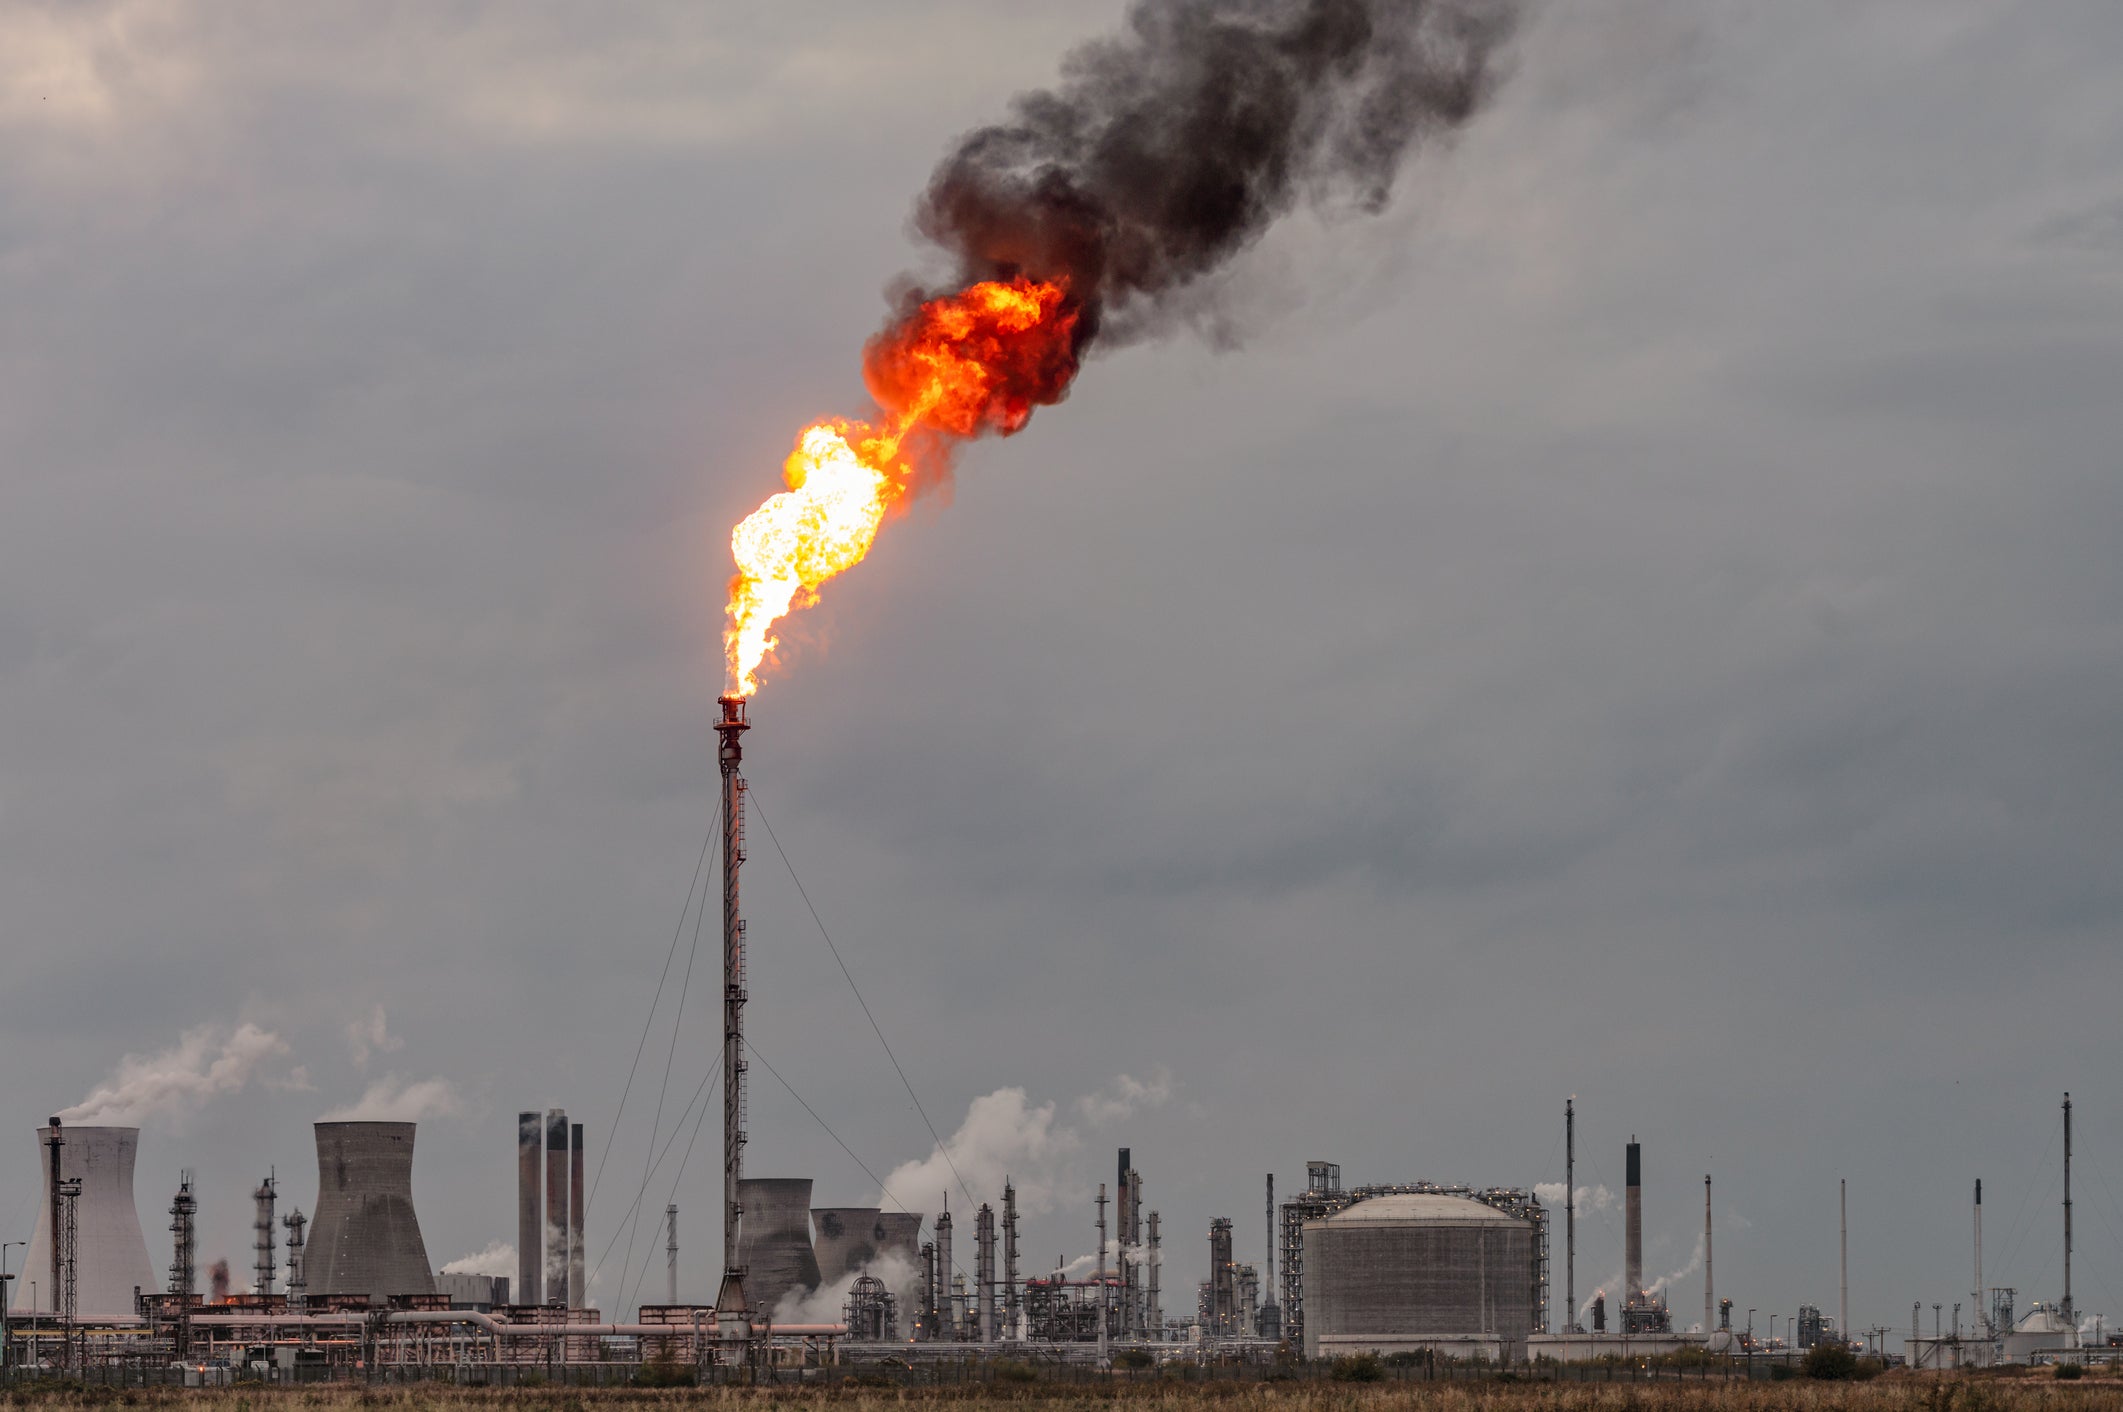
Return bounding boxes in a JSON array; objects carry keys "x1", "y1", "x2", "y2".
[
  {"x1": 16, "y1": 1126, "x2": 160, "y2": 1320},
  {"x1": 812, "y1": 1207, "x2": 884, "y2": 1283},
  {"x1": 1302, "y1": 1194, "x2": 1536, "y2": 1360},
  {"x1": 305, "y1": 1121, "x2": 436, "y2": 1304},
  {"x1": 736, "y1": 1177, "x2": 821, "y2": 1315}
]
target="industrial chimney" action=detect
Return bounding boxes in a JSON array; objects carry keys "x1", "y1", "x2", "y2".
[
  {"x1": 1625, "y1": 1137, "x2": 1643, "y2": 1310},
  {"x1": 517, "y1": 1112, "x2": 541, "y2": 1305},
  {"x1": 16, "y1": 1124, "x2": 158, "y2": 1320},
  {"x1": 304, "y1": 1121, "x2": 435, "y2": 1303}
]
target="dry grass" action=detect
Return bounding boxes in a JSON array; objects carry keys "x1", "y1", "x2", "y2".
[{"x1": 5, "y1": 1376, "x2": 2123, "y2": 1412}]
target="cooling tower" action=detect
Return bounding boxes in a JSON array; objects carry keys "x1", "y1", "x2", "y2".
[
  {"x1": 305, "y1": 1121, "x2": 435, "y2": 1303},
  {"x1": 812, "y1": 1207, "x2": 885, "y2": 1283},
  {"x1": 15, "y1": 1125, "x2": 159, "y2": 1320},
  {"x1": 735, "y1": 1177, "x2": 821, "y2": 1314},
  {"x1": 876, "y1": 1211, "x2": 922, "y2": 1259}
]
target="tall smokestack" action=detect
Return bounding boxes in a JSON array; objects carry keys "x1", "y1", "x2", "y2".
[
  {"x1": 569, "y1": 1121, "x2": 586, "y2": 1311},
  {"x1": 1565, "y1": 1098, "x2": 1576, "y2": 1332},
  {"x1": 713, "y1": 694, "x2": 751, "y2": 1331},
  {"x1": 1625, "y1": 1136, "x2": 1642, "y2": 1308},
  {"x1": 666, "y1": 1203, "x2": 679, "y2": 1307},
  {"x1": 517, "y1": 1112, "x2": 541, "y2": 1306},
  {"x1": 2062, "y1": 1093, "x2": 2073, "y2": 1328},
  {"x1": 545, "y1": 1108, "x2": 568, "y2": 1306},
  {"x1": 1973, "y1": 1179, "x2": 1984, "y2": 1337},
  {"x1": 1703, "y1": 1173, "x2": 1713, "y2": 1338},
  {"x1": 1839, "y1": 1178, "x2": 1848, "y2": 1348}
]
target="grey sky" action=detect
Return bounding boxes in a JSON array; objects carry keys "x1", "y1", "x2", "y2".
[{"x1": 4, "y1": 0, "x2": 2121, "y2": 1337}]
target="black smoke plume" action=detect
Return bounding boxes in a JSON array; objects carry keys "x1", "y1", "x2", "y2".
[{"x1": 912, "y1": 0, "x2": 1518, "y2": 350}]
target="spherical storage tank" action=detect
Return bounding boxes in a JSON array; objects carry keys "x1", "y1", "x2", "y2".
[{"x1": 1302, "y1": 1193, "x2": 1537, "y2": 1359}]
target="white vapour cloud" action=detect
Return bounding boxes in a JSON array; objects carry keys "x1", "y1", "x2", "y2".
[
  {"x1": 441, "y1": 1241, "x2": 515, "y2": 1277},
  {"x1": 1643, "y1": 1235, "x2": 1704, "y2": 1299},
  {"x1": 873, "y1": 1071, "x2": 1176, "y2": 1225},
  {"x1": 772, "y1": 1248, "x2": 920, "y2": 1326},
  {"x1": 1075, "y1": 1068, "x2": 1175, "y2": 1125},
  {"x1": 346, "y1": 1004, "x2": 403, "y2": 1069},
  {"x1": 877, "y1": 1085, "x2": 1080, "y2": 1217},
  {"x1": 1534, "y1": 1182, "x2": 1617, "y2": 1215},
  {"x1": 59, "y1": 1021, "x2": 290, "y2": 1125},
  {"x1": 319, "y1": 1073, "x2": 462, "y2": 1122}
]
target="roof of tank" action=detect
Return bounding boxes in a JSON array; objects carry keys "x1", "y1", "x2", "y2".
[{"x1": 1314, "y1": 1193, "x2": 1523, "y2": 1226}]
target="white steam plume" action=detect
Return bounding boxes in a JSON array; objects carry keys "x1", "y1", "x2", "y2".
[
  {"x1": 441, "y1": 1241, "x2": 515, "y2": 1277},
  {"x1": 319, "y1": 1074, "x2": 462, "y2": 1122},
  {"x1": 1075, "y1": 1069, "x2": 1174, "y2": 1125},
  {"x1": 877, "y1": 1086, "x2": 1079, "y2": 1216},
  {"x1": 60, "y1": 1021, "x2": 289, "y2": 1126},
  {"x1": 346, "y1": 1004, "x2": 403, "y2": 1069},
  {"x1": 1533, "y1": 1182, "x2": 1617, "y2": 1215},
  {"x1": 772, "y1": 1248, "x2": 921, "y2": 1326},
  {"x1": 874, "y1": 1071, "x2": 1175, "y2": 1222},
  {"x1": 1643, "y1": 1236, "x2": 1705, "y2": 1299}
]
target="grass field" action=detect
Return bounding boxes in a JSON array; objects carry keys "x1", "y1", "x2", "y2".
[{"x1": 3, "y1": 1375, "x2": 2120, "y2": 1412}]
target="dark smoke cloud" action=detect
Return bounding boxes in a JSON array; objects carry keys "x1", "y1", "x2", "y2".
[{"x1": 912, "y1": 0, "x2": 1519, "y2": 348}]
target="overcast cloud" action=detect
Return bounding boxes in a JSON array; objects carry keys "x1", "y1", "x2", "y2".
[{"x1": 4, "y1": 0, "x2": 2121, "y2": 1336}]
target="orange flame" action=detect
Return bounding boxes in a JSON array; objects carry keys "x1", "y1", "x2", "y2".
[{"x1": 723, "y1": 277, "x2": 1078, "y2": 695}]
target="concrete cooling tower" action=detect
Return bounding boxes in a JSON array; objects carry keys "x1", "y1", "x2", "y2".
[
  {"x1": 811, "y1": 1207, "x2": 884, "y2": 1283},
  {"x1": 874, "y1": 1211, "x2": 922, "y2": 1264},
  {"x1": 735, "y1": 1177, "x2": 821, "y2": 1314},
  {"x1": 305, "y1": 1121, "x2": 435, "y2": 1303},
  {"x1": 16, "y1": 1124, "x2": 159, "y2": 1321}
]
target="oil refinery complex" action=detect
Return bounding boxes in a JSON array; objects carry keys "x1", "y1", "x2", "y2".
[{"x1": 1, "y1": 702, "x2": 2107, "y2": 1382}]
